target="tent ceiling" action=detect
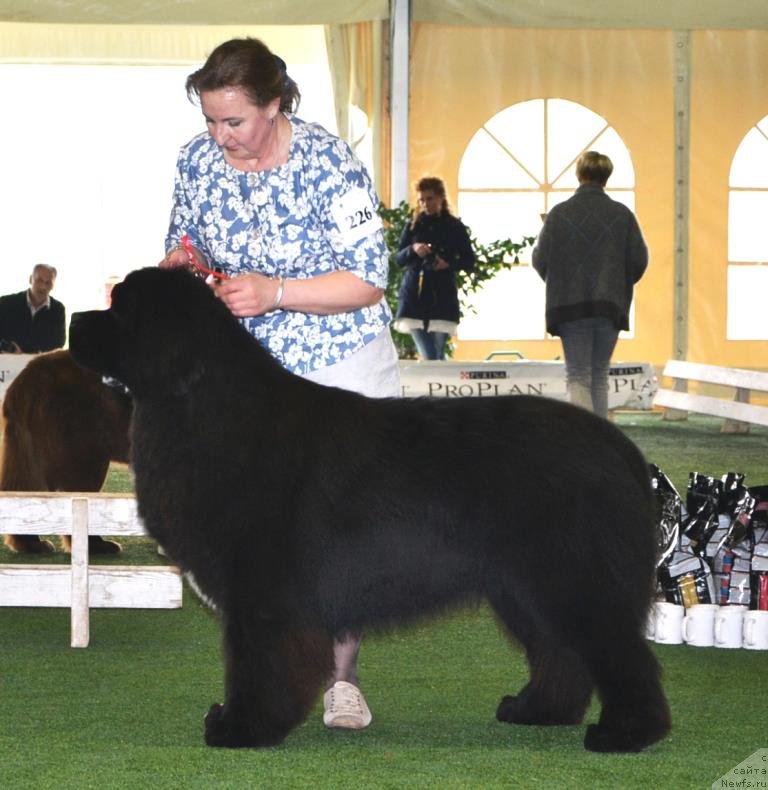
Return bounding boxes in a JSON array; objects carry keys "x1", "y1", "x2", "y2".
[
  {"x1": 414, "y1": 1, "x2": 768, "y2": 29},
  {"x1": 2, "y1": 0, "x2": 767, "y2": 28},
  {"x1": 0, "y1": 0, "x2": 389, "y2": 26}
]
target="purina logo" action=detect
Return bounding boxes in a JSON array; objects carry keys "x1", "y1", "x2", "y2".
[
  {"x1": 459, "y1": 370, "x2": 508, "y2": 380},
  {"x1": 714, "y1": 749, "x2": 768, "y2": 789}
]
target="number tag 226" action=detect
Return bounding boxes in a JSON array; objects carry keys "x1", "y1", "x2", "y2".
[{"x1": 330, "y1": 187, "x2": 383, "y2": 245}]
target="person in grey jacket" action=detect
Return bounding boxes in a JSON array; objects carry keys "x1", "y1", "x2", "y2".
[{"x1": 532, "y1": 151, "x2": 648, "y2": 418}]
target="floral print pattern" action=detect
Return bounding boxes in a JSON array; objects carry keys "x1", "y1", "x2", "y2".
[{"x1": 165, "y1": 115, "x2": 391, "y2": 375}]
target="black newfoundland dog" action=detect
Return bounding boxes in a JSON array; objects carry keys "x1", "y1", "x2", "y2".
[{"x1": 68, "y1": 267, "x2": 670, "y2": 752}]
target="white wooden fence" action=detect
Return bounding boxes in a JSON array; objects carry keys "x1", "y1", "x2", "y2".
[
  {"x1": 0, "y1": 492, "x2": 182, "y2": 647},
  {"x1": 654, "y1": 360, "x2": 768, "y2": 434}
]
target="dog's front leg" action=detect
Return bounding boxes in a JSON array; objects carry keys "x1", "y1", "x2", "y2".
[{"x1": 204, "y1": 611, "x2": 333, "y2": 748}]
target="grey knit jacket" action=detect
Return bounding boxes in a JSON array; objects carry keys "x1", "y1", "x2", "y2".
[{"x1": 531, "y1": 183, "x2": 648, "y2": 336}]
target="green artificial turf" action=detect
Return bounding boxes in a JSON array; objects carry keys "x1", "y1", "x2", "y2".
[
  {"x1": 616, "y1": 411, "x2": 768, "y2": 494},
  {"x1": 1, "y1": 414, "x2": 767, "y2": 789}
]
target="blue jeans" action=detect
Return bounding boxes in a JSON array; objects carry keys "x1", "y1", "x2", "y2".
[
  {"x1": 411, "y1": 328, "x2": 449, "y2": 360},
  {"x1": 558, "y1": 317, "x2": 619, "y2": 419}
]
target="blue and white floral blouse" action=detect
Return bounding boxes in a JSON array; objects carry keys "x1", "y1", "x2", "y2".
[{"x1": 165, "y1": 115, "x2": 391, "y2": 375}]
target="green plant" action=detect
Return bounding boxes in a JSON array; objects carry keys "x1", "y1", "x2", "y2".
[
  {"x1": 378, "y1": 201, "x2": 537, "y2": 358},
  {"x1": 378, "y1": 201, "x2": 417, "y2": 358}
]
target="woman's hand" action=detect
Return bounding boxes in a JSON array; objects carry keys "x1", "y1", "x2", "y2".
[
  {"x1": 412, "y1": 242, "x2": 432, "y2": 258},
  {"x1": 213, "y1": 272, "x2": 282, "y2": 317},
  {"x1": 159, "y1": 245, "x2": 192, "y2": 270}
]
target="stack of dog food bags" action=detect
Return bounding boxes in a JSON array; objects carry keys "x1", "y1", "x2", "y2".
[
  {"x1": 749, "y1": 487, "x2": 768, "y2": 610},
  {"x1": 707, "y1": 474, "x2": 755, "y2": 606},
  {"x1": 650, "y1": 465, "x2": 768, "y2": 610},
  {"x1": 650, "y1": 464, "x2": 681, "y2": 569},
  {"x1": 651, "y1": 466, "x2": 715, "y2": 606}
]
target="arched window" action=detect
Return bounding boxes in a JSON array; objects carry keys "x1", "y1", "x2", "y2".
[
  {"x1": 727, "y1": 115, "x2": 768, "y2": 340},
  {"x1": 456, "y1": 98, "x2": 636, "y2": 341}
]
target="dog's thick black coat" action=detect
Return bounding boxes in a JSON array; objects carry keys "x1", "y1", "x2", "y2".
[{"x1": 69, "y1": 267, "x2": 670, "y2": 752}]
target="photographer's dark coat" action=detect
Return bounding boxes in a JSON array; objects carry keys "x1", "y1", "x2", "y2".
[{"x1": 395, "y1": 212, "x2": 474, "y2": 326}]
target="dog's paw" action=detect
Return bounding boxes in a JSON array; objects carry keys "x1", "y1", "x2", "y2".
[
  {"x1": 496, "y1": 694, "x2": 584, "y2": 726},
  {"x1": 3, "y1": 534, "x2": 55, "y2": 554},
  {"x1": 584, "y1": 719, "x2": 669, "y2": 753},
  {"x1": 204, "y1": 702, "x2": 287, "y2": 748},
  {"x1": 204, "y1": 703, "x2": 255, "y2": 748},
  {"x1": 496, "y1": 694, "x2": 532, "y2": 724}
]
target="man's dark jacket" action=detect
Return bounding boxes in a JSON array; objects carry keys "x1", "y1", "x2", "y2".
[{"x1": 0, "y1": 291, "x2": 66, "y2": 352}]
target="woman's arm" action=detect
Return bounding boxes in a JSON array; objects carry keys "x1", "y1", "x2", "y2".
[
  {"x1": 213, "y1": 270, "x2": 383, "y2": 318},
  {"x1": 626, "y1": 215, "x2": 649, "y2": 284},
  {"x1": 159, "y1": 149, "x2": 207, "y2": 270},
  {"x1": 395, "y1": 222, "x2": 421, "y2": 268},
  {"x1": 447, "y1": 220, "x2": 475, "y2": 272}
]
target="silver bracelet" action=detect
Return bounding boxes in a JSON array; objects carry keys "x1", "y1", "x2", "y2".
[{"x1": 273, "y1": 275, "x2": 285, "y2": 309}]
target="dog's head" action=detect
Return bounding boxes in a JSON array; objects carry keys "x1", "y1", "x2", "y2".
[{"x1": 69, "y1": 267, "x2": 238, "y2": 398}]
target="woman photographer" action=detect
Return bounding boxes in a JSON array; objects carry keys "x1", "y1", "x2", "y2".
[{"x1": 394, "y1": 177, "x2": 475, "y2": 360}]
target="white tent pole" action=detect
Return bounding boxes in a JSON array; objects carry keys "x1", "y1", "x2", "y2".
[
  {"x1": 673, "y1": 31, "x2": 691, "y2": 362},
  {"x1": 390, "y1": 0, "x2": 410, "y2": 206}
]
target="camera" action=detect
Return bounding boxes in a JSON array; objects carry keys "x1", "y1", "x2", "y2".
[{"x1": 422, "y1": 246, "x2": 449, "y2": 271}]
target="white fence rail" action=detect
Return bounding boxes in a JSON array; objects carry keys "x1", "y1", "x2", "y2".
[
  {"x1": 654, "y1": 360, "x2": 768, "y2": 433},
  {"x1": 0, "y1": 493, "x2": 182, "y2": 647}
]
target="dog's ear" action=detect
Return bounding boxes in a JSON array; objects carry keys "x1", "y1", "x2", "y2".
[{"x1": 69, "y1": 309, "x2": 121, "y2": 380}]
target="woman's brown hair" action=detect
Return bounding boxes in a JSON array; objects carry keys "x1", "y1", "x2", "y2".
[{"x1": 186, "y1": 38, "x2": 300, "y2": 113}]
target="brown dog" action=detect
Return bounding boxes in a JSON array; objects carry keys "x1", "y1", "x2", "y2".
[{"x1": 1, "y1": 349, "x2": 132, "y2": 554}]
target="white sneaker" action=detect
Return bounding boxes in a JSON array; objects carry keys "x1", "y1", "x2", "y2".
[{"x1": 323, "y1": 681, "x2": 372, "y2": 729}]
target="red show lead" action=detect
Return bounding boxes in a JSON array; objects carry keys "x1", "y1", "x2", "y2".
[{"x1": 181, "y1": 234, "x2": 229, "y2": 280}]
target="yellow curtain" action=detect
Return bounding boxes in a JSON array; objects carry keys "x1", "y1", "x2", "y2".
[
  {"x1": 408, "y1": 25, "x2": 675, "y2": 365},
  {"x1": 408, "y1": 24, "x2": 768, "y2": 370},
  {"x1": 324, "y1": 21, "x2": 388, "y2": 198},
  {"x1": 688, "y1": 30, "x2": 768, "y2": 369}
]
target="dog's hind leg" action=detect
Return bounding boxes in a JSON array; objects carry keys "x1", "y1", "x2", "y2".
[
  {"x1": 579, "y1": 628, "x2": 671, "y2": 753},
  {"x1": 204, "y1": 611, "x2": 333, "y2": 748},
  {"x1": 490, "y1": 596, "x2": 593, "y2": 726}
]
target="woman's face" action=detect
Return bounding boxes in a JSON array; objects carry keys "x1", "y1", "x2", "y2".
[
  {"x1": 200, "y1": 87, "x2": 280, "y2": 163},
  {"x1": 418, "y1": 190, "x2": 442, "y2": 216}
]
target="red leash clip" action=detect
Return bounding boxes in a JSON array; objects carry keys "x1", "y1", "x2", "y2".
[{"x1": 180, "y1": 234, "x2": 229, "y2": 280}]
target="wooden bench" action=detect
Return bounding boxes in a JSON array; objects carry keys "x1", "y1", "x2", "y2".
[
  {"x1": 0, "y1": 492, "x2": 182, "y2": 647},
  {"x1": 654, "y1": 360, "x2": 768, "y2": 434}
]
